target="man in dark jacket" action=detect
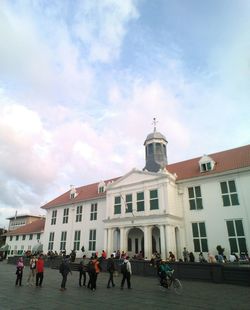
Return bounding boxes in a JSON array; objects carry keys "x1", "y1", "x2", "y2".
[
  {"x1": 59, "y1": 255, "x2": 72, "y2": 291},
  {"x1": 107, "y1": 254, "x2": 115, "y2": 288}
]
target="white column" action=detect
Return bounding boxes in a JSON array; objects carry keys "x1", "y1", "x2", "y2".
[
  {"x1": 120, "y1": 227, "x2": 126, "y2": 253},
  {"x1": 104, "y1": 228, "x2": 108, "y2": 253},
  {"x1": 144, "y1": 225, "x2": 152, "y2": 260},
  {"x1": 165, "y1": 225, "x2": 177, "y2": 258},
  {"x1": 165, "y1": 224, "x2": 172, "y2": 257},
  {"x1": 107, "y1": 228, "x2": 114, "y2": 257},
  {"x1": 160, "y1": 225, "x2": 166, "y2": 260}
]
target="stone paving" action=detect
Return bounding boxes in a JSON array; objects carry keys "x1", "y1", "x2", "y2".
[{"x1": 0, "y1": 260, "x2": 250, "y2": 310}]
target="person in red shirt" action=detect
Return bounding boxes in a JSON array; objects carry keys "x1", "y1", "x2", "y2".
[
  {"x1": 36, "y1": 254, "x2": 44, "y2": 287},
  {"x1": 101, "y1": 250, "x2": 107, "y2": 259}
]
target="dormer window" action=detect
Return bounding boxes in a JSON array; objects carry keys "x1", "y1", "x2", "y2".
[
  {"x1": 98, "y1": 181, "x2": 106, "y2": 194},
  {"x1": 70, "y1": 185, "x2": 77, "y2": 199},
  {"x1": 199, "y1": 155, "x2": 215, "y2": 173}
]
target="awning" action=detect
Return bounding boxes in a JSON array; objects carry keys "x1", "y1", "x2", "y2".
[
  {"x1": 32, "y1": 243, "x2": 43, "y2": 253},
  {"x1": 0, "y1": 244, "x2": 9, "y2": 252}
]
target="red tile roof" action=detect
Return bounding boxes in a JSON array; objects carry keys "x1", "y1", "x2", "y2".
[
  {"x1": 41, "y1": 177, "x2": 120, "y2": 210},
  {"x1": 41, "y1": 145, "x2": 250, "y2": 210},
  {"x1": 167, "y1": 145, "x2": 250, "y2": 181},
  {"x1": 6, "y1": 218, "x2": 45, "y2": 236}
]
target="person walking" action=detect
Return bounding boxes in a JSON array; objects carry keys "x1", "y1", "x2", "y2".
[
  {"x1": 59, "y1": 255, "x2": 72, "y2": 291},
  {"x1": 107, "y1": 254, "x2": 115, "y2": 288},
  {"x1": 120, "y1": 256, "x2": 132, "y2": 289},
  {"x1": 15, "y1": 257, "x2": 24, "y2": 286},
  {"x1": 26, "y1": 255, "x2": 37, "y2": 286},
  {"x1": 90, "y1": 255, "x2": 101, "y2": 291},
  {"x1": 36, "y1": 254, "x2": 44, "y2": 287},
  {"x1": 79, "y1": 255, "x2": 88, "y2": 287}
]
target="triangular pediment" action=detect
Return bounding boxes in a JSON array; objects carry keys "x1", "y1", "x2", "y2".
[{"x1": 107, "y1": 168, "x2": 167, "y2": 189}]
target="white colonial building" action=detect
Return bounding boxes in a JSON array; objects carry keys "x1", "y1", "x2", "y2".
[
  {"x1": 40, "y1": 128, "x2": 250, "y2": 260},
  {"x1": 4, "y1": 218, "x2": 45, "y2": 256}
]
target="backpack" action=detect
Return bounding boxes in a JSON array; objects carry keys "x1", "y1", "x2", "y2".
[
  {"x1": 120, "y1": 262, "x2": 127, "y2": 274},
  {"x1": 79, "y1": 261, "x2": 84, "y2": 272},
  {"x1": 87, "y1": 261, "x2": 96, "y2": 274},
  {"x1": 59, "y1": 261, "x2": 65, "y2": 274},
  {"x1": 31, "y1": 260, "x2": 36, "y2": 269}
]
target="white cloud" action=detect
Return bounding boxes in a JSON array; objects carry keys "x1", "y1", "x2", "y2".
[
  {"x1": 72, "y1": 0, "x2": 139, "y2": 63},
  {"x1": 0, "y1": 0, "x2": 249, "y2": 229}
]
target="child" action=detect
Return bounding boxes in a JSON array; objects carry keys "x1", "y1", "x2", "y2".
[{"x1": 15, "y1": 257, "x2": 24, "y2": 286}]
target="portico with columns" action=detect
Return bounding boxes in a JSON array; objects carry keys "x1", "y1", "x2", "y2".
[{"x1": 104, "y1": 219, "x2": 184, "y2": 260}]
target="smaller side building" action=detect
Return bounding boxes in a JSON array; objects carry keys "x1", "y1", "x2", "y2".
[
  {"x1": 4, "y1": 218, "x2": 45, "y2": 256},
  {"x1": 6, "y1": 214, "x2": 43, "y2": 231}
]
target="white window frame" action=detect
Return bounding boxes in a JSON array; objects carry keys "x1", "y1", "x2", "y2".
[
  {"x1": 60, "y1": 231, "x2": 67, "y2": 251},
  {"x1": 76, "y1": 205, "x2": 82, "y2": 222},
  {"x1": 88, "y1": 229, "x2": 96, "y2": 251},
  {"x1": 90, "y1": 203, "x2": 97, "y2": 221},
  {"x1": 74, "y1": 230, "x2": 81, "y2": 251}
]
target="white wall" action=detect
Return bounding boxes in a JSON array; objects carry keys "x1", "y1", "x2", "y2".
[
  {"x1": 6, "y1": 233, "x2": 44, "y2": 256},
  {"x1": 181, "y1": 169, "x2": 250, "y2": 259},
  {"x1": 43, "y1": 197, "x2": 106, "y2": 258}
]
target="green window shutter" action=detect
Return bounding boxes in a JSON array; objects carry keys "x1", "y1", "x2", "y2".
[
  {"x1": 189, "y1": 200, "x2": 196, "y2": 210},
  {"x1": 193, "y1": 239, "x2": 200, "y2": 252},
  {"x1": 126, "y1": 202, "x2": 132, "y2": 213},
  {"x1": 150, "y1": 199, "x2": 159, "y2": 210},
  {"x1": 192, "y1": 223, "x2": 199, "y2": 237},
  {"x1": 222, "y1": 195, "x2": 230, "y2": 206},
  {"x1": 195, "y1": 186, "x2": 201, "y2": 197},
  {"x1": 220, "y1": 182, "x2": 228, "y2": 194},
  {"x1": 126, "y1": 194, "x2": 133, "y2": 213},
  {"x1": 199, "y1": 222, "x2": 206, "y2": 237},
  {"x1": 137, "y1": 201, "x2": 144, "y2": 212},
  {"x1": 196, "y1": 198, "x2": 203, "y2": 209},
  {"x1": 201, "y1": 239, "x2": 208, "y2": 252},
  {"x1": 207, "y1": 162, "x2": 211, "y2": 170},
  {"x1": 229, "y1": 238, "x2": 238, "y2": 253},
  {"x1": 115, "y1": 196, "x2": 121, "y2": 204},
  {"x1": 228, "y1": 180, "x2": 236, "y2": 192},
  {"x1": 114, "y1": 205, "x2": 121, "y2": 214},
  {"x1": 231, "y1": 194, "x2": 239, "y2": 205},
  {"x1": 235, "y1": 220, "x2": 244, "y2": 236},
  {"x1": 188, "y1": 187, "x2": 194, "y2": 198},
  {"x1": 126, "y1": 194, "x2": 132, "y2": 202},
  {"x1": 137, "y1": 192, "x2": 144, "y2": 200},
  {"x1": 226, "y1": 221, "x2": 235, "y2": 236},
  {"x1": 150, "y1": 190, "x2": 158, "y2": 199},
  {"x1": 238, "y1": 238, "x2": 247, "y2": 252}
]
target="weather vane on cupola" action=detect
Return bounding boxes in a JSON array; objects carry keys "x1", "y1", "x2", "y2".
[{"x1": 152, "y1": 117, "x2": 158, "y2": 132}]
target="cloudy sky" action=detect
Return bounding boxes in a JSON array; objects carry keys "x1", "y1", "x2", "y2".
[{"x1": 0, "y1": 0, "x2": 249, "y2": 228}]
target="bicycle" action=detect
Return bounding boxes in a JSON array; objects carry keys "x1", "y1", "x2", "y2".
[{"x1": 159, "y1": 270, "x2": 183, "y2": 295}]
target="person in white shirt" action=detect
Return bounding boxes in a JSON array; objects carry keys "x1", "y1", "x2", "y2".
[{"x1": 120, "y1": 256, "x2": 132, "y2": 289}]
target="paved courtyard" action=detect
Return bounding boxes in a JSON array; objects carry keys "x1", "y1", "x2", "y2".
[{"x1": 0, "y1": 260, "x2": 249, "y2": 310}]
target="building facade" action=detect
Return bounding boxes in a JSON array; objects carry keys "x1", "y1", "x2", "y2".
[
  {"x1": 7, "y1": 214, "x2": 43, "y2": 231},
  {"x1": 4, "y1": 218, "x2": 45, "y2": 256},
  {"x1": 40, "y1": 128, "x2": 250, "y2": 260}
]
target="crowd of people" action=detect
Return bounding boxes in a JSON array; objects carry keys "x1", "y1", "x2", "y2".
[
  {"x1": 15, "y1": 254, "x2": 44, "y2": 287},
  {"x1": 14, "y1": 246, "x2": 250, "y2": 292},
  {"x1": 14, "y1": 250, "x2": 133, "y2": 292}
]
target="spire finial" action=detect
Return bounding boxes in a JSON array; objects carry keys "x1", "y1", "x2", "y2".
[{"x1": 152, "y1": 117, "x2": 158, "y2": 132}]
